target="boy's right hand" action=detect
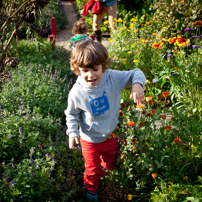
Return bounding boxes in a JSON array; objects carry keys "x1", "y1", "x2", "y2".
[{"x1": 69, "y1": 137, "x2": 80, "y2": 150}]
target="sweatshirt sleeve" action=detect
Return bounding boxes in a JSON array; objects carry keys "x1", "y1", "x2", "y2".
[
  {"x1": 112, "y1": 68, "x2": 146, "y2": 92},
  {"x1": 64, "y1": 92, "x2": 80, "y2": 139}
]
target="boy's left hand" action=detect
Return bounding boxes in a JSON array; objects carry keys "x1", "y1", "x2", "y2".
[{"x1": 130, "y1": 83, "x2": 144, "y2": 105}]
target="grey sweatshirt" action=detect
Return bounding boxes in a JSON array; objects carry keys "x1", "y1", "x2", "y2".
[{"x1": 64, "y1": 68, "x2": 146, "y2": 143}]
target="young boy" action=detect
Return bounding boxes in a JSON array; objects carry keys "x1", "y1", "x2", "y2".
[{"x1": 64, "y1": 40, "x2": 146, "y2": 201}]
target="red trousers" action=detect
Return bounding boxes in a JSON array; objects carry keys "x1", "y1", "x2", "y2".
[{"x1": 80, "y1": 137, "x2": 118, "y2": 193}]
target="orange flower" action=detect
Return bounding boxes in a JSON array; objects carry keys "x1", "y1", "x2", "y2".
[
  {"x1": 152, "y1": 42, "x2": 163, "y2": 49},
  {"x1": 148, "y1": 100, "x2": 153, "y2": 105},
  {"x1": 193, "y1": 20, "x2": 202, "y2": 28},
  {"x1": 171, "y1": 117, "x2": 175, "y2": 121},
  {"x1": 161, "y1": 115, "x2": 166, "y2": 119},
  {"x1": 131, "y1": 145, "x2": 136, "y2": 151},
  {"x1": 110, "y1": 133, "x2": 116, "y2": 138},
  {"x1": 146, "y1": 96, "x2": 152, "y2": 101},
  {"x1": 165, "y1": 125, "x2": 171, "y2": 131},
  {"x1": 169, "y1": 37, "x2": 177, "y2": 44},
  {"x1": 152, "y1": 173, "x2": 157, "y2": 178},
  {"x1": 139, "y1": 122, "x2": 144, "y2": 127},
  {"x1": 174, "y1": 137, "x2": 181, "y2": 144},
  {"x1": 162, "y1": 92, "x2": 170, "y2": 97},
  {"x1": 132, "y1": 138, "x2": 139, "y2": 144},
  {"x1": 128, "y1": 121, "x2": 135, "y2": 127},
  {"x1": 152, "y1": 110, "x2": 156, "y2": 115},
  {"x1": 175, "y1": 37, "x2": 190, "y2": 47},
  {"x1": 158, "y1": 95, "x2": 163, "y2": 99}
]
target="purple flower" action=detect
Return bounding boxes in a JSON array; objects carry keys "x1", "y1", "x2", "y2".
[
  {"x1": 168, "y1": 54, "x2": 172, "y2": 57},
  {"x1": 56, "y1": 134, "x2": 59, "y2": 141},
  {"x1": 192, "y1": 45, "x2": 201, "y2": 48},
  {"x1": 192, "y1": 36, "x2": 199, "y2": 38},
  {"x1": 10, "y1": 180, "x2": 15, "y2": 187},
  {"x1": 187, "y1": 44, "x2": 191, "y2": 47},
  {"x1": 19, "y1": 127, "x2": 22, "y2": 135},
  {"x1": 2, "y1": 161, "x2": 5, "y2": 167},
  {"x1": 183, "y1": 28, "x2": 190, "y2": 32}
]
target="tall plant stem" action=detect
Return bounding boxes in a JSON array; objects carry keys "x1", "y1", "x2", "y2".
[
  {"x1": 0, "y1": 0, "x2": 30, "y2": 32},
  {"x1": 0, "y1": 19, "x2": 22, "y2": 64}
]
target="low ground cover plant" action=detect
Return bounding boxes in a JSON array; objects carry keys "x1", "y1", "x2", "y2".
[{"x1": 0, "y1": 40, "x2": 86, "y2": 201}]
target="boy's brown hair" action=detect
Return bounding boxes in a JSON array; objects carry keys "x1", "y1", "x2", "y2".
[
  {"x1": 72, "y1": 19, "x2": 88, "y2": 35},
  {"x1": 70, "y1": 40, "x2": 111, "y2": 75}
]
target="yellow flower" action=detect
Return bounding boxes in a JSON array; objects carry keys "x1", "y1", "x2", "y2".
[
  {"x1": 153, "y1": 33, "x2": 157, "y2": 36},
  {"x1": 119, "y1": 28, "x2": 123, "y2": 31},
  {"x1": 114, "y1": 18, "x2": 117, "y2": 21},
  {"x1": 166, "y1": 100, "x2": 170, "y2": 105},
  {"x1": 128, "y1": 51, "x2": 132, "y2": 54},
  {"x1": 127, "y1": 194, "x2": 133, "y2": 200},
  {"x1": 162, "y1": 38, "x2": 167, "y2": 41},
  {"x1": 124, "y1": 26, "x2": 127, "y2": 29},
  {"x1": 123, "y1": 20, "x2": 126, "y2": 24},
  {"x1": 134, "y1": 30, "x2": 138, "y2": 33},
  {"x1": 127, "y1": 29, "x2": 130, "y2": 32},
  {"x1": 117, "y1": 18, "x2": 123, "y2": 23},
  {"x1": 142, "y1": 28, "x2": 144, "y2": 31},
  {"x1": 137, "y1": 104, "x2": 143, "y2": 108},
  {"x1": 133, "y1": 59, "x2": 138, "y2": 63},
  {"x1": 118, "y1": 34, "x2": 120, "y2": 37},
  {"x1": 174, "y1": 67, "x2": 179, "y2": 71},
  {"x1": 104, "y1": 20, "x2": 109, "y2": 25},
  {"x1": 143, "y1": 15, "x2": 145, "y2": 17},
  {"x1": 108, "y1": 26, "x2": 110, "y2": 29},
  {"x1": 178, "y1": 51, "x2": 181, "y2": 55},
  {"x1": 130, "y1": 23, "x2": 134, "y2": 29},
  {"x1": 131, "y1": 44, "x2": 134, "y2": 48}
]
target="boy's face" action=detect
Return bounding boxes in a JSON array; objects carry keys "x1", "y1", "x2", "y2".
[{"x1": 79, "y1": 65, "x2": 103, "y2": 87}]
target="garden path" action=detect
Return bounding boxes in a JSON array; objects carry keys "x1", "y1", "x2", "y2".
[{"x1": 55, "y1": 0, "x2": 110, "y2": 51}]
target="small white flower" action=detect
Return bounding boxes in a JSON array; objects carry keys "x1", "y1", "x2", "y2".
[{"x1": 153, "y1": 79, "x2": 159, "y2": 83}]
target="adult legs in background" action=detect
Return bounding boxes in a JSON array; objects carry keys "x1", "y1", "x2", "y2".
[
  {"x1": 107, "y1": 3, "x2": 117, "y2": 30},
  {"x1": 93, "y1": 4, "x2": 107, "y2": 42}
]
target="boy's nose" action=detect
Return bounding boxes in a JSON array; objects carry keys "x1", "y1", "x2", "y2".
[{"x1": 88, "y1": 71, "x2": 93, "y2": 77}]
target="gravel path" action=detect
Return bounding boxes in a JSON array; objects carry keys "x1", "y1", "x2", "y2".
[{"x1": 56, "y1": 1, "x2": 110, "y2": 51}]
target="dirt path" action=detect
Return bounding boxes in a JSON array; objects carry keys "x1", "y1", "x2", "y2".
[
  {"x1": 55, "y1": 1, "x2": 78, "y2": 51},
  {"x1": 56, "y1": 0, "x2": 110, "y2": 51}
]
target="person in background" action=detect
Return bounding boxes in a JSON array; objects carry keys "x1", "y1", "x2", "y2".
[
  {"x1": 65, "y1": 40, "x2": 146, "y2": 201},
  {"x1": 69, "y1": 18, "x2": 92, "y2": 49},
  {"x1": 93, "y1": 0, "x2": 117, "y2": 42}
]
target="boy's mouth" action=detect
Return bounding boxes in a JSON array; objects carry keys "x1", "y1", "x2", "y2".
[{"x1": 87, "y1": 79, "x2": 96, "y2": 85}]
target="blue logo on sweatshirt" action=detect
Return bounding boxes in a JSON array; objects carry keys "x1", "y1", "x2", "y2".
[{"x1": 89, "y1": 91, "x2": 110, "y2": 117}]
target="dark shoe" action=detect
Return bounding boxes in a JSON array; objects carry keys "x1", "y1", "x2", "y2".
[
  {"x1": 84, "y1": 181, "x2": 102, "y2": 202},
  {"x1": 94, "y1": 30, "x2": 102, "y2": 42}
]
